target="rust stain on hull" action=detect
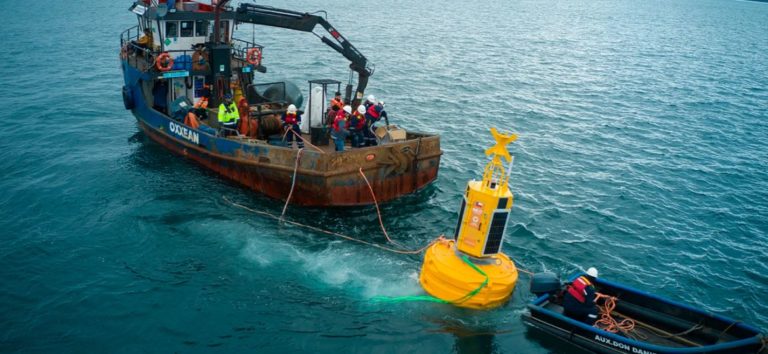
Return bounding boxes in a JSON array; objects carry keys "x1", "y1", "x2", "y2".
[{"x1": 139, "y1": 121, "x2": 441, "y2": 206}]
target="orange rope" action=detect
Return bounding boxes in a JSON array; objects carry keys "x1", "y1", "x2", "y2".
[
  {"x1": 280, "y1": 148, "x2": 303, "y2": 221},
  {"x1": 358, "y1": 167, "x2": 401, "y2": 247},
  {"x1": 594, "y1": 293, "x2": 636, "y2": 334}
]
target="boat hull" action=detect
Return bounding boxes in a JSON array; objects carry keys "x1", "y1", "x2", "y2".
[
  {"x1": 122, "y1": 61, "x2": 441, "y2": 206},
  {"x1": 523, "y1": 274, "x2": 765, "y2": 354}
]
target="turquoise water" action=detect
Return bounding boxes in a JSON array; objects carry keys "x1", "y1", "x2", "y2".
[{"x1": 1, "y1": 0, "x2": 767, "y2": 352}]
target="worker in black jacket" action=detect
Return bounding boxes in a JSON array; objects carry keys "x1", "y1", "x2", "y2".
[{"x1": 562, "y1": 267, "x2": 599, "y2": 324}]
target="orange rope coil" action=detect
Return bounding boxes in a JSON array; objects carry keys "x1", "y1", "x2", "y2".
[{"x1": 594, "y1": 293, "x2": 636, "y2": 334}]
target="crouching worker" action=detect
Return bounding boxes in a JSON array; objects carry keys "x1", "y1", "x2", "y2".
[
  {"x1": 332, "y1": 105, "x2": 352, "y2": 151},
  {"x1": 563, "y1": 267, "x2": 599, "y2": 324},
  {"x1": 218, "y1": 93, "x2": 239, "y2": 136},
  {"x1": 364, "y1": 100, "x2": 387, "y2": 147},
  {"x1": 282, "y1": 104, "x2": 304, "y2": 149}
]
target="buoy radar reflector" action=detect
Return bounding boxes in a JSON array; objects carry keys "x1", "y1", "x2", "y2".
[{"x1": 419, "y1": 128, "x2": 519, "y2": 309}]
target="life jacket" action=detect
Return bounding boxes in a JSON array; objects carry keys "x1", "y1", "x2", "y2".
[
  {"x1": 366, "y1": 104, "x2": 382, "y2": 120},
  {"x1": 350, "y1": 112, "x2": 365, "y2": 130},
  {"x1": 184, "y1": 111, "x2": 200, "y2": 129},
  {"x1": 330, "y1": 98, "x2": 344, "y2": 110},
  {"x1": 333, "y1": 115, "x2": 347, "y2": 132},
  {"x1": 283, "y1": 112, "x2": 299, "y2": 125},
  {"x1": 567, "y1": 276, "x2": 593, "y2": 304},
  {"x1": 194, "y1": 96, "x2": 209, "y2": 109}
]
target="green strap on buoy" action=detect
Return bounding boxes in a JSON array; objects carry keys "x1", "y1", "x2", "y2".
[{"x1": 372, "y1": 254, "x2": 489, "y2": 305}]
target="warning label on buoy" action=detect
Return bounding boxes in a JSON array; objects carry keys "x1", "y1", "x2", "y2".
[{"x1": 470, "y1": 202, "x2": 483, "y2": 229}]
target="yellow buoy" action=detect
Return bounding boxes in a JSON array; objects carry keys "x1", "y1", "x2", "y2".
[
  {"x1": 419, "y1": 128, "x2": 519, "y2": 309},
  {"x1": 420, "y1": 239, "x2": 518, "y2": 309}
]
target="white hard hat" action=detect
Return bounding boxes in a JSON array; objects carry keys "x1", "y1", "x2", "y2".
[
  {"x1": 287, "y1": 104, "x2": 297, "y2": 113},
  {"x1": 378, "y1": 100, "x2": 385, "y2": 106},
  {"x1": 367, "y1": 94, "x2": 376, "y2": 103},
  {"x1": 357, "y1": 105, "x2": 366, "y2": 114},
  {"x1": 343, "y1": 105, "x2": 352, "y2": 114},
  {"x1": 586, "y1": 267, "x2": 598, "y2": 278}
]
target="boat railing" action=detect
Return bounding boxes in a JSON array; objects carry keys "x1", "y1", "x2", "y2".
[
  {"x1": 120, "y1": 45, "x2": 216, "y2": 76},
  {"x1": 120, "y1": 30, "x2": 263, "y2": 74},
  {"x1": 120, "y1": 25, "x2": 140, "y2": 46},
  {"x1": 120, "y1": 26, "x2": 156, "y2": 69},
  {"x1": 231, "y1": 37, "x2": 264, "y2": 64}
]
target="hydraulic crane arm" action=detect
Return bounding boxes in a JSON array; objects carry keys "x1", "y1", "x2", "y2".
[{"x1": 235, "y1": 3, "x2": 374, "y2": 105}]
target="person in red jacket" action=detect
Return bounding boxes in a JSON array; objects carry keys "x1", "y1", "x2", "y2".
[
  {"x1": 281, "y1": 104, "x2": 304, "y2": 149},
  {"x1": 363, "y1": 100, "x2": 387, "y2": 147},
  {"x1": 331, "y1": 105, "x2": 351, "y2": 151},
  {"x1": 562, "y1": 267, "x2": 599, "y2": 324},
  {"x1": 330, "y1": 91, "x2": 345, "y2": 112}
]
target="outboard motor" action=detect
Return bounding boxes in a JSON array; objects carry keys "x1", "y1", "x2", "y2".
[{"x1": 530, "y1": 272, "x2": 561, "y2": 297}]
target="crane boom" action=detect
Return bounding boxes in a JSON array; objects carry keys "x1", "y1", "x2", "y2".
[{"x1": 235, "y1": 3, "x2": 374, "y2": 106}]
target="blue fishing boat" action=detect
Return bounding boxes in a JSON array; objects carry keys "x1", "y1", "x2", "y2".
[
  {"x1": 118, "y1": 1, "x2": 441, "y2": 206},
  {"x1": 524, "y1": 273, "x2": 767, "y2": 354}
]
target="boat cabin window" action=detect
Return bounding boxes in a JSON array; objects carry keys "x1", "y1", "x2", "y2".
[
  {"x1": 165, "y1": 21, "x2": 178, "y2": 38},
  {"x1": 195, "y1": 20, "x2": 209, "y2": 37},
  {"x1": 180, "y1": 21, "x2": 194, "y2": 37}
]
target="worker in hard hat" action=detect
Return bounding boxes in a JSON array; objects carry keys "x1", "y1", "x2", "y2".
[
  {"x1": 331, "y1": 105, "x2": 351, "y2": 151},
  {"x1": 363, "y1": 100, "x2": 387, "y2": 147},
  {"x1": 218, "y1": 93, "x2": 239, "y2": 136},
  {"x1": 348, "y1": 105, "x2": 366, "y2": 148},
  {"x1": 562, "y1": 267, "x2": 599, "y2": 324},
  {"x1": 364, "y1": 94, "x2": 376, "y2": 109},
  {"x1": 282, "y1": 104, "x2": 304, "y2": 149},
  {"x1": 330, "y1": 91, "x2": 345, "y2": 111}
]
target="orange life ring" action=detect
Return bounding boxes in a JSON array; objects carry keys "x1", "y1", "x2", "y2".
[
  {"x1": 246, "y1": 47, "x2": 262, "y2": 66},
  {"x1": 155, "y1": 52, "x2": 174, "y2": 71}
]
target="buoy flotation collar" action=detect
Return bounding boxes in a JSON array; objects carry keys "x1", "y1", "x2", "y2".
[
  {"x1": 246, "y1": 47, "x2": 262, "y2": 66},
  {"x1": 155, "y1": 52, "x2": 174, "y2": 71}
]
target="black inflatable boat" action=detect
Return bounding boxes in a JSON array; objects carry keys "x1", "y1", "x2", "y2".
[{"x1": 523, "y1": 273, "x2": 766, "y2": 354}]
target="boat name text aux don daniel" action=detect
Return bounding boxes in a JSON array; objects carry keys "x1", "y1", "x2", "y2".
[{"x1": 594, "y1": 334, "x2": 657, "y2": 354}]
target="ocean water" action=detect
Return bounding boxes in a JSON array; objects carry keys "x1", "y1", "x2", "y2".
[{"x1": 1, "y1": 0, "x2": 767, "y2": 352}]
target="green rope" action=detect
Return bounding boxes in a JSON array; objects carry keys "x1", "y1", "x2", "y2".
[{"x1": 372, "y1": 254, "x2": 489, "y2": 305}]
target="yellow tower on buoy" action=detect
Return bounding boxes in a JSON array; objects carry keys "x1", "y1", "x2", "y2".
[{"x1": 419, "y1": 128, "x2": 519, "y2": 309}]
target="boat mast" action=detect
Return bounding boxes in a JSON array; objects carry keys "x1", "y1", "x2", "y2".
[
  {"x1": 213, "y1": 0, "x2": 230, "y2": 45},
  {"x1": 210, "y1": 0, "x2": 232, "y2": 105}
]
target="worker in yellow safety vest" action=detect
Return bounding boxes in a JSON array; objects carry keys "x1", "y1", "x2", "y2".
[{"x1": 218, "y1": 93, "x2": 239, "y2": 136}]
